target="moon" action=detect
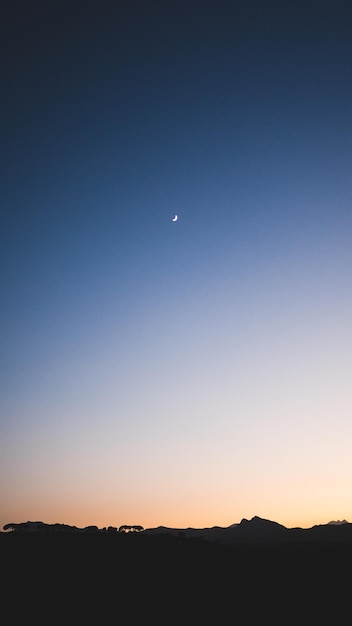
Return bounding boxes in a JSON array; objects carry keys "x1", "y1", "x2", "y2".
[{"x1": 172, "y1": 214, "x2": 178, "y2": 222}]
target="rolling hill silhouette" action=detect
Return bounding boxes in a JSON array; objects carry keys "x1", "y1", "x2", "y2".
[
  {"x1": 3, "y1": 515, "x2": 352, "y2": 542},
  {"x1": 142, "y1": 515, "x2": 352, "y2": 543}
]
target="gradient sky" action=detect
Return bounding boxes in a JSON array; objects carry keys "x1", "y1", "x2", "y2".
[{"x1": 1, "y1": 0, "x2": 352, "y2": 531}]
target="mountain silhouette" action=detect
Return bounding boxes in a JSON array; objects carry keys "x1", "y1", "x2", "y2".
[
  {"x1": 3, "y1": 515, "x2": 352, "y2": 543},
  {"x1": 142, "y1": 515, "x2": 352, "y2": 543}
]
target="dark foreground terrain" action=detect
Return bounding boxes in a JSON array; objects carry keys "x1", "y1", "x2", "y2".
[{"x1": 1, "y1": 529, "x2": 351, "y2": 622}]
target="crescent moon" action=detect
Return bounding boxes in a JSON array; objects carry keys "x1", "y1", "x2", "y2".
[{"x1": 172, "y1": 214, "x2": 178, "y2": 221}]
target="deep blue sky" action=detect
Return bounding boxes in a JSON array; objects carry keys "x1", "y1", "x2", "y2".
[{"x1": 1, "y1": 1, "x2": 352, "y2": 530}]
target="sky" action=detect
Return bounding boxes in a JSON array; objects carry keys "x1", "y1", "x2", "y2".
[{"x1": 1, "y1": 0, "x2": 352, "y2": 531}]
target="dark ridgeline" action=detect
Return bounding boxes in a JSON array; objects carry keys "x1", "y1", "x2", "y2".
[
  {"x1": 4, "y1": 515, "x2": 352, "y2": 540},
  {"x1": 1, "y1": 516, "x2": 351, "y2": 620}
]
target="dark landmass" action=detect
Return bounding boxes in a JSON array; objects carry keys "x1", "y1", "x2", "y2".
[
  {"x1": 2, "y1": 516, "x2": 351, "y2": 621},
  {"x1": 4, "y1": 514, "x2": 352, "y2": 542},
  {"x1": 143, "y1": 514, "x2": 352, "y2": 543}
]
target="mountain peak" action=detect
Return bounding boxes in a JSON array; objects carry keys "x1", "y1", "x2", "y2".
[{"x1": 239, "y1": 515, "x2": 286, "y2": 528}]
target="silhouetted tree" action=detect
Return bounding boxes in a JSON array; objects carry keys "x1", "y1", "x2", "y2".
[{"x1": 119, "y1": 525, "x2": 144, "y2": 533}]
